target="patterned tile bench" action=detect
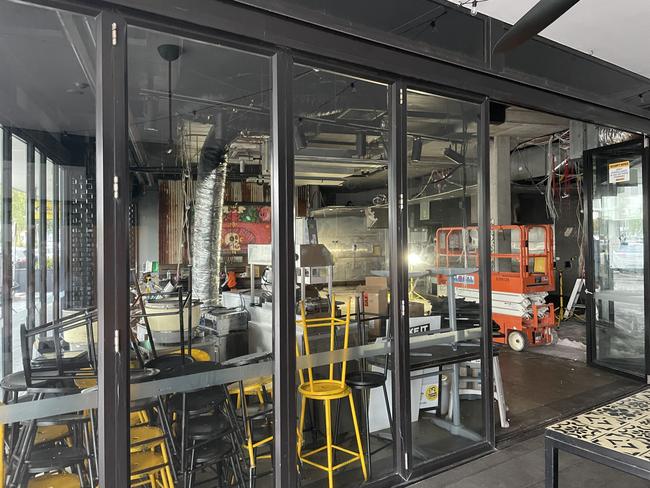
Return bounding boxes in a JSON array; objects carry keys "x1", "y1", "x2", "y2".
[{"x1": 545, "y1": 388, "x2": 650, "y2": 487}]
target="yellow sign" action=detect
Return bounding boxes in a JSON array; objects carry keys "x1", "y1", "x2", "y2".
[
  {"x1": 608, "y1": 160, "x2": 630, "y2": 183},
  {"x1": 424, "y1": 385, "x2": 438, "y2": 401}
]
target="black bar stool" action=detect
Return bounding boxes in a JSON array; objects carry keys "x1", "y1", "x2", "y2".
[
  {"x1": 162, "y1": 360, "x2": 246, "y2": 488},
  {"x1": 334, "y1": 297, "x2": 393, "y2": 479},
  {"x1": 223, "y1": 352, "x2": 274, "y2": 488}
]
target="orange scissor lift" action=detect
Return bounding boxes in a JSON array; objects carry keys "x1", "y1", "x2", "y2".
[{"x1": 435, "y1": 224, "x2": 556, "y2": 351}]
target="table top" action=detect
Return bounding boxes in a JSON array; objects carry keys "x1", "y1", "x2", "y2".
[
  {"x1": 371, "y1": 341, "x2": 494, "y2": 371},
  {"x1": 428, "y1": 267, "x2": 479, "y2": 276},
  {"x1": 547, "y1": 388, "x2": 650, "y2": 462}
]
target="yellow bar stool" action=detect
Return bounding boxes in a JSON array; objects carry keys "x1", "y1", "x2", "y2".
[
  {"x1": 227, "y1": 376, "x2": 273, "y2": 409},
  {"x1": 27, "y1": 473, "x2": 80, "y2": 488},
  {"x1": 297, "y1": 296, "x2": 367, "y2": 488},
  {"x1": 230, "y1": 378, "x2": 273, "y2": 476}
]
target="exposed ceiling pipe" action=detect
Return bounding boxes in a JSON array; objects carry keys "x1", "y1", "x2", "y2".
[{"x1": 493, "y1": 0, "x2": 581, "y2": 53}]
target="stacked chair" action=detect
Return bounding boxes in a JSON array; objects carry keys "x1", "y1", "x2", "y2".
[
  {"x1": 3, "y1": 314, "x2": 97, "y2": 488},
  {"x1": 223, "y1": 353, "x2": 275, "y2": 488},
  {"x1": 297, "y1": 296, "x2": 367, "y2": 488}
]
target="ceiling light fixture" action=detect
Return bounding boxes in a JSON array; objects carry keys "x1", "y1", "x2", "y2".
[
  {"x1": 157, "y1": 43, "x2": 181, "y2": 157},
  {"x1": 443, "y1": 147, "x2": 466, "y2": 166},
  {"x1": 294, "y1": 118, "x2": 308, "y2": 150},
  {"x1": 459, "y1": 0, "x2": 488, "y2": 17},
  {"x1": 356, "y1": 133, "x2": 367, "y2": 158},
  {"x1": 412, "y1": 137, "x2": 423, "y2": 161}
]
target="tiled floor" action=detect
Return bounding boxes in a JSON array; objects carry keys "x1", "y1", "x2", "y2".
[{"x1": 412, "y1": 433, "x2": 650, "y2": 488}]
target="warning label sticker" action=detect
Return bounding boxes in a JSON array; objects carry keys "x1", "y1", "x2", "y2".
[{"x1": 608, "y1": 160, "x2": 630, "y2": 183}]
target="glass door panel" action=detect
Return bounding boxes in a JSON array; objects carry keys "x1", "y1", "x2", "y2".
[
  {"x1": 405, "y1": 89, "x2": 485, "y2": 465},
  {"x1": 588, "y1": 140, "x2": 646, "y2": 377}
]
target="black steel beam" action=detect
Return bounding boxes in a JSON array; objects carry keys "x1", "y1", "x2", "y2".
[
  {"x1": 478, "y1": 99, "x2": 495, "y2": 445},
  {"x1": 39, "y1": 151, "x2": 47, "y2": 326},
  {"x1": 89, "y1": 0, "x2": 650, "y2": 133},
  {"x1": 26, "y1": 142, "x2": 36, "y2": 331},
  {"x1": 389, "y1": 80, "x2": 412, "y2": 477},
  {"x1": 1, "y1": 128, "x2": 12, "y2": 376},
  {"x1": 26, "y1": 0, "x2": 650, "y2": 133},
  {"x1": 96, "y1": 11, "x2": 130, "y2": 488},
  {"x1": 271, "y1": 49, "x2": 298, "y2": 488}
]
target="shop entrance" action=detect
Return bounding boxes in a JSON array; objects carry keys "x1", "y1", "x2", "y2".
[{"x1": 585, "y1": 139, "x2": 649, "y2": 379}]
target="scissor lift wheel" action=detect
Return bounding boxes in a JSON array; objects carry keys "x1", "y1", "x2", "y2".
[{"x1": 507, "y1": 330, "x2": 528, "y2": 352}]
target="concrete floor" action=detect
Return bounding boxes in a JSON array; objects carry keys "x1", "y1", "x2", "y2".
[
  {"x1": 412, "y1": 319, "x2": 647, "y2": 488},
  {"x1": 412, "y1": 433, "x2": 649, "y2": 488},
  {"x1": 496, "y1": 318, "x2": 642, "y2": 439}
]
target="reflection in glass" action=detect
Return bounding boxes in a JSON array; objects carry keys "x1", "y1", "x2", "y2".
[
  {"x1": 127, "y1": 27, "x2": 274, "y2": 487},
  {"x1": 405, "y1": 90, "x2": 486, "y2": 463},
  {"x1": 0, "y1": 1, "x2": 98, "y2": 486},
  {"x1": 592, "y1": 149, "x2": 645, "y2": 376},
  {"x1": 293, "y1": 65, "x2": 394, "y2": 487}
]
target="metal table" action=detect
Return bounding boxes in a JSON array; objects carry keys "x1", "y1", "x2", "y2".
[
  {"x1": 426, "y1": 267, "x2": 480, "y2": 441},
  {"x1": 545, "y1": 388, "x2": 650, "y2": 487}
]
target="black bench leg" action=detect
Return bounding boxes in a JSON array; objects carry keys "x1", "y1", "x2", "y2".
[{"x1": 545, "y1": 437, "x2": 558, "y2": 488}]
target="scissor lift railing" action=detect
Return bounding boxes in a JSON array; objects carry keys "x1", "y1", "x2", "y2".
[{"x1": 435, "y1": 224, "x2": 556, "y2": 350}]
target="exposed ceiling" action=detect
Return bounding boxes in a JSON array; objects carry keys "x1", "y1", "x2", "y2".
[
  {"x1": 0, "y1": 0, "x2": 574, "y2": 199},
  {"x1": 459, "y1": 0, "x2": 650, "y2": 79},
  {"x1": 0, "y1": 2, "x2": 95, "y2": 136}
]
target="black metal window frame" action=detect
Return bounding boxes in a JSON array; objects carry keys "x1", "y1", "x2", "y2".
[
  {"x1": 583, "y1": 138, "x2": 650, "y2": 382},
  {"x1": 0, "y1": 128, "x2": 67, "y2": 364},
  {"x1": 5, "y1": 1, "x2": 650, "y2": 487}
]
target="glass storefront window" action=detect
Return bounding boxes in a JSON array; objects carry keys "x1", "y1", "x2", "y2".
[
  {"x1": 292, "y1": 65, "x2": 394, "y2": 487},
  {"x1": 0, "y1": 1, "x2": 98, "y2": 486},
  {"x1": 405, "y1": 89, "x2": 486, "y2": 461},
  {"x1": 127, "y1": 26, "x2": 275, "y2": 487}
]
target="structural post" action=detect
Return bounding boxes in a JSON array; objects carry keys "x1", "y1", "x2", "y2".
[
  {"x1": 479, "y1": 99, "x2": 495, "y2": 446},
  {"x1": 271, "y1": 49, "x2": 297, "y2": 488},
  {"x1": 39, "y1": 151, "x2": 47, "y2": 326},
  {"x1": 389, "y1": 80, "x2": 412, "y2": 478},
  {"x1": 643, "y1": 136, "x2": 650, "y2": 383},
  {"x1": 489, "y1": 135, "x2": 511, "y2": 225},
  {"x1": 26, "y1": 142, "x2": 36, "y2": 331},
  {"x1": 96, "y1": 11, "x2": 130, "y2": 488},
  {"x1": 53, "y1": 163, "x2": 60, "y2": 321},
  {"x1": 1, "y1": 128, "x2": 12, "y2": 376}
]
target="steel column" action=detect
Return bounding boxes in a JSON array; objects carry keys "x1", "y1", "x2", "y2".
[
  {"x1": 38, "y1": 151, "x2": 47, "y2": 326},
  {"x1": 271, "y1": 49, "x2": 298, "y2": 488},
  {"x1": 641, "y1": 134, "x2": 650, "y2": 384},
  {"x1": 2, "y1": 129, "x2": 12, "y2": 376},
  {"x1": 26, "y1": 142, "x2": 36, "y2": 331},
  {"x1": 96, "y1": 11, "x2": 130, "y2": 488},
  {"x1": 389, "y1": 81, "x2": 411, "y2": 478},
  {"x1": 478, "y1": 99, "x2": 495, "y2": 446},
  {"x1": 583, "y1": 150, "x2": 596, "y2": 366},
  {"x1": 53, "y1": 162, "x2": 60, "y2": 321}
]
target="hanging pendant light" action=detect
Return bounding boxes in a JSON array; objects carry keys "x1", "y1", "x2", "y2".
[{"x1": 157, "y1": 44, "x2": 181, "y2": 156}]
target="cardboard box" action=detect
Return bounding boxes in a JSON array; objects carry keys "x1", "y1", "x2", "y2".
[
  {"x1": 367, "y1": 319, "x2": 385, "y2": 339},
  {"x1": 365, "y1": 276, "x2": 389, "y2": 289},
  {"x1": 409, "y1": 301, "x2": 425, "y2": 318},
  {"x1": 357, "y1": 288, "x2": 388, "y2": 315}
]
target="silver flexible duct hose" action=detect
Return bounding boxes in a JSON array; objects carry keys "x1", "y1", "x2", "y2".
[
  {"x1": 599, "y1": 127, "x2": 634, "y2": 146},
  {"x1": 192, "y1": 122, "x2": 232, "y2": 306}
]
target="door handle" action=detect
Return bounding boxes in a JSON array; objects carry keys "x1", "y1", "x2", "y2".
[{"x1": 585, "y1": 289, "x2": 593, "y2": 295}]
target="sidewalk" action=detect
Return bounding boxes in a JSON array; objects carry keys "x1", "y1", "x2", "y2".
[{"x1": 412, "y1": 434, "x2": 648, "y2": 488}]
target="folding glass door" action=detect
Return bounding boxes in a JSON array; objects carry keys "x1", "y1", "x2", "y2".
[{"x1": 585, "y1": 139, "x2": 649, "y2": 379}]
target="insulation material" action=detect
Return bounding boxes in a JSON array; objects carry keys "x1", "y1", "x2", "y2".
[{"x1": 192, "y1": 123, "x2": 230, "y2": 306}]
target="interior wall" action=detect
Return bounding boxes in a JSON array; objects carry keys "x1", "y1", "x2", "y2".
[
  {"x1": 137, "y1": 187, "x2": 159, "y2": 267},
  {"x1": 514, "y1": 191, "x2": 582, "y2": 297}
]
